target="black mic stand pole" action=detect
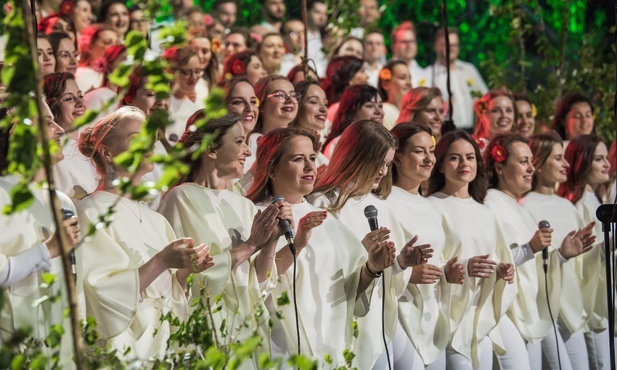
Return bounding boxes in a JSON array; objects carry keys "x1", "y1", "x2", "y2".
[
  {"x1": 441, "y1": 0, "x2": 456, "y2": 134},
  {"x1": 596, "y1": 204, "x2": 617, "y2": 370}
]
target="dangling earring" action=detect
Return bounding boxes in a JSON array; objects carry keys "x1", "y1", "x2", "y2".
[{"x1": 105, "y1": 163, "x2": 116, "y2": 188}]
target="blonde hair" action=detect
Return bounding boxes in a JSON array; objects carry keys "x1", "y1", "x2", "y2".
[
  {"x1": 313, "y1": 120, "x2": 397, "y2": 211},
  {"x1": 78, "y1": 106, "x2": 146, "y2": 177}
]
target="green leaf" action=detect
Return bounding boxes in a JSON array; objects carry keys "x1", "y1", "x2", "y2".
[
  {"x1": 276, "y1": 291, "x2": 290, "y2": 306},
  {"x1": 2, "y1": 181, "x2": 34, "y2": 215}
]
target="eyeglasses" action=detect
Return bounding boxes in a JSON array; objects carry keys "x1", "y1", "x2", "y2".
[
  {"x1": 179, "y1": 69, "x2": 204, "y2": 78},
  {"x1": 266, "y1": 91, "x2": 301, "y2": 103},
  {"x1": 58, "y1": 51, "x2": 81, "y2": 61}
]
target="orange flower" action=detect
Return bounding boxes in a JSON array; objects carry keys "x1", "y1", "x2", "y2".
[
  {"x1": 491, "y1": 144, "x2": 507, "y2": 163},
  {"x1": 475, "y1": 98, "x2": 489, "y2": 115},
  {"x1": 211, "y1": 38, "x2": 222, "y2": 53},
  {"x1": 379, "y1": 68, "x2": 392, "y2": 81}
]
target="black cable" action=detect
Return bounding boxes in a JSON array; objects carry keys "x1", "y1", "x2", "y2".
[
  {"x1": 441, "y1": 1, "x2": 457, "y2": 134},
  {"x1": 544, "y1": 263, "x2": 562, "y2": 370},
  {"x1": 292, "y1": 252, "x2": 300, "y2": 356},
  {"x1": 382, "y1": 276, "x2": 392, "y2": 370}
]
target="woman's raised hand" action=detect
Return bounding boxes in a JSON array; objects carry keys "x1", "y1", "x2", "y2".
[
  {"x1": 294, "y1": 211, "x2": 327, "y2": 252},
  {"x1": 398, "y1": 235, "x2": 434, "y2": 268},
  {"x1": 361, "y1": 227, "x2": 390, "y2": 252},
  {"x1": 247, "y1": 204, "x2": 280, "y2": 248}
]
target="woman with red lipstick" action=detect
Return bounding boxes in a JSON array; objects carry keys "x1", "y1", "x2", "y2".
[
  {"x1": 520, "y1": 132, "x2": 596, "y2": 370},
  {"x1": 396, "y1": 87, "x2": 445, "y2": 143},
  {"x1": 158, "y1": 112, "x2": 289, "y2": 368},
  {"x1": 37, "y1": 33, "x2": 56, "y2": 77},
  {"x1": 165, "y1": 47, "x2": 205, "y2": 143},
  {"x1": 551, "y1": 93, "x2": 596, "y2": 143},
  {"x1": 246, "y1": 127, "x2": 395, "y2": 367},
  {"x1": 472, "y1": 90, "x2": 517, "y2": 151},
  {"x1": 483, "y1": 134, "x2": 591, "y2": 370},
  {"x1": 558, "y1": 134, "x2": 611, "y2": 369},
  {"x1": 223, "y1": 76, "x2": 260, "y2": 134},
  {"x1": 48, "y1": 32, "x2": 79, "y2": 76},
  {"x1": 322, "y1": 84, "x2": 384, "y2": 158},
  {"x1": 310, "y1": 120, "x2": 431, "y2": 369},
  {"x1": 427, "y1": 130, "x2": 516, "y2": 370},
  {"x1": 43, "y1": 72, "x2": 98, "y2": 199},
  {"x1": 387, "y1": 123, "x2": 464, "y2": 369},
  {"x1": 83, "y1": 44, "x2": 127, "y2": 121},
  {"x1": 290, "y1": 80, "x2": 329, "y2": 166},
  {"x1": 378, "y1": 60, "x2": 412, "y2": 130}
]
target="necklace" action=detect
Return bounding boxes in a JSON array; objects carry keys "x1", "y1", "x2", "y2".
[{"x1": 113, "y1": 194, "x2": 143, "y2": 223}]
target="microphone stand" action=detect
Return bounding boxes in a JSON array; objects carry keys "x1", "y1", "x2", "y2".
[{"x1": 596, "y1": 204, "x2": 617, "y2": 370}]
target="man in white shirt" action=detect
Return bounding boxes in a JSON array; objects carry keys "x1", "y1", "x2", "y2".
[
  {"x1": 364, "y1": 29, "x2": 386, "y2": 87},
  {"x1": 280, "y1": 18, "x2": 306, "y2": 77},
  {"x1": 428, "y1": 27, "x2": 488, "y2": 130},
  {"x1": 306, "y1": 0, "x2": 328, "y2": 77},
  {"x1": 212, "y1": 0, "x2": 237, "y2": 31},
  {"x1": 390, "y1": 21, "x2": 427, "y2": 88},
  {"x1": 350, "y1": 0, "x2": 381, "y2": 39}
]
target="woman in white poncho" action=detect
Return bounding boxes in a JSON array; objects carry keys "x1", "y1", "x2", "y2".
[
  {"x1": 76, "y1": 106, "x2": 213, "y2": 360},
  {"x1": 246, "y1": 127, "x2": 396, "y2": 367},
  {"x1": 309, "y1": 120, "x2": 432, "y2": 370},
  {"x1": 558, "y1": 134, "x2": 611, "y2": 370},
  {"x1": 387, "y1": 123, "x2": 467, "y2": 369},
  {"x1": 483, "y1": 134, "x2": 592, "y2": 370},
  {"x1": 520, "y1": 132, "x2": 596, "y2": 369},
  {"x1": 157, "y1": 111, "x2": 289, "y2": 368},
  {"x1": 426, "y1": 130, "x2": 517, "y2": 370}
]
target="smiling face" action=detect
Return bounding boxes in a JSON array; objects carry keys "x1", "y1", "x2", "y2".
[
  {"x1": 271, "y1": 135, "x2": 317, "y2": 198},
  {"x1": 537, "y1": 142, "x2": 569, "y2": 186},
  {"x1": 38, "y1": 37, "x2": 56, "y2": 76},
  {"x1": 262, "y1": 79, "x2": 298, "y2": 130},
  {"x1": 296, "y1": 84, "x2": 328, "y2": 132},
  {"x1": 209, "y1": 121, "x2": 252, "y2": 180},
  {"x1": 496, "y1": 141, "x2": 535, "y2": 199},
  {"x1": 395, "y1": 131, "x2": 435, "y2": 185},
  {"x1": 55, "y1": 37, "x2": 78, "y2": 74},
  {"x1": 515, "y1": 100, "x2": 535, "y2": 138},
  {"x1": 415, "y1": 97, "x2": 445, "y2": 138},
  {"x1": 246, "y1": 55, "x2": 268, "y2": 85},
  {"x1": 131, "y1": 77, "x2": 170, "y2": 117},
  {"x1": 484, "y1": 95, "x2": 515, "y2": 140},
  {"x1": 176, "y1": 55, "x2": 202, "y2": 93},
  {"x1": 112, "y1": 118, "x2": 154, "y2": 176},
  {"x1": 90, "y1": 30, "x2": 118, "y2": 61},
  {"x1": 57, "y1": 79, "x2": 85, "y2": 130},
  {"x1": 372, "y1": 147, "x2": 395, "y2": 189},
  {"x1": 354, "y1": 94, "x2": 384, "y2": 124},
  {"x1": 258, "y1": 35, "x2": 285, "y2": 72},
  {"x1": 42, "y1": 100, "x2": 65, "y2": 164},
  {"x1": 566, "y1": 102, "x2": 594, "y2": 140},
  {"x1": 585, "y1": 142, "x2": 610, "y2": 187},
  {"x1": 190, "y1": 37, "x2": 212, "y2": 69},
  {"x1": 227, "y1": 81, "x2": 259, "y2": 132},
  {"x1": 106, "y1": 3, "x2": 129, "y2": 38},
  {"x1": 442, "y1": 138, "x2": 477, "y2": 188},
  {"x1": 383, "y1": 63, "x2": 411, "y2": 105},
  {"x1": 74, "y1": 0, "x2": 93, "y2": 33}
]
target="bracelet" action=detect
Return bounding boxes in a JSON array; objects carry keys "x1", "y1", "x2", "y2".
[{"x1": 364, "y1": 262, "x2": 383, "y2": 278}]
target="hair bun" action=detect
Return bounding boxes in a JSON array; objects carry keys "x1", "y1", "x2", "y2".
[{"x1": 77, "y1": 126, "x2": 96, "y2": 158}]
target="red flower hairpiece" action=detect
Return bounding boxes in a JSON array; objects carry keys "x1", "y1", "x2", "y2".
[
  {"x1": 475, "y1": 138, "x2": 485, "y2": 150},
  {"x1": 203, "y1": 13, "x2": 214, "y2": 27},
  {"x1": 60, "y1": 0, "x2": 75, "y2": 16},
  {"x1": 231, "y1": 59, "x2": 246, "y2": 75},
  {"x1": 490, "y1": 144, "x2": 507, "y2": 163},
  {"x1": 93, "y1": 57, "x2": 107, "y2": 73},
  {"x1": 162, "y1": 46, "x2": 179, "y2": 63}
]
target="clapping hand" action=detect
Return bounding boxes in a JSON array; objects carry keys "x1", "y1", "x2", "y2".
[{"x1": 397, "y1": 235, "x2": 434, "y2": 268}]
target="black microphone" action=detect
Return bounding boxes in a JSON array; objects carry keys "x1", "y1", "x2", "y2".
[
  {"x1": 61, "y1": 208, "x2": 77, "y2": 280},
  {"x1": 272, "y1": 195, "x2": 296, "y2": 255},
  {"x1": 538, "y1": 220, "x2": 550, "y2": 273},
  {"x1": 364, "y1": 205, "x2": 379, "y2": 231}
]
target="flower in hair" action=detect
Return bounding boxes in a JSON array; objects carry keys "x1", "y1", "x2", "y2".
[
  {"x1": 249, "y1": 32, "x2": 262, "y2": 43},
  {"x1": 475, "y1": 138, "x2": 486, "y2": 150},
  {"x1": 203, "y1": 13, "x2": 214, "y2": 27},
  {"x1": 162, "y1": 46, "x2": 179, "y2": 63},
  {"x1": 224, "y1": 72, "x2": 233, "y2": 80},
  {"x1": 93, "y1": 57, "x2": 107, "y2": 73},
  {"x1": 231, "y1": 59, "x2": 246, "y2": 75},
  {"x1": 475, "y1": 98, "x2": 489, "y2": 115},
  {"x1": 211, "y1": 38, "x2": 222, "y2": 53},
  {"x1": 379, "y1": 68, "x2": 392, "y2": 81},
  {"x1": 431, "y1": 135, "x2": 436, "y2": 146},
  {"x1": 60, "y1": 0, "x2": 75, "y2": 15},
  {"x1": 531, "y1": 103, "x2": 537, "y2": 118},
  {"x1": 491, "y1": 144, "x2": 507, "y2": 163},
  {"x1": 255, "y1": 97, "x2": 260, "y2": 108}
]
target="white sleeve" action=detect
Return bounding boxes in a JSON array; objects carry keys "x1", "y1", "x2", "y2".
[
  {"x1": 510, "y1": 243, "x2": 535, "y2": 266},
  {"x1": 0, "y1": 243, "x2": 51, "y2": 287}
]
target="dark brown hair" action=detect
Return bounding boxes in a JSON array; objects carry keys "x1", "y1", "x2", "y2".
[
  {"x1": 558, "y1": 134, "x2": 604, "y2": 204},
  {"x1": 528, "y1": 131, "x2": 564, "y2": 190},
  {"x1": 551, "y1": 93, "x2": 596, "y2": 140},
  {"x1": 483, "y1": 133, "x2": 529, "y2": 189},
  {"x1": 390, "y1": 122, "x2": 432, "y2": 183}
]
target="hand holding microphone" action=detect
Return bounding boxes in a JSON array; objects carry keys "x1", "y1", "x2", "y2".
[
  {"x1": 272, "y1": 196, "x2": 296, "y2": 255},
  {"x1": 535, "y1": 220, "x2": 552, "y2": 273},
  {"x1": 363, "y1": 206, "x2": 395, "y2": 276}
]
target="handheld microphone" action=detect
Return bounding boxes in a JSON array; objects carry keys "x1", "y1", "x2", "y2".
[
  {"x1": 272, "y1": 195, "x2": 296, "y2": 255},
  {"x1": 538, "y1": 220, "x2": 550, "y2": 273},
  {"x1": 61, "y1": 208, "x2": 77, "y2": 280},
  {"x1": 364, "y1": 205, "x2": 379, "y2": 231}
]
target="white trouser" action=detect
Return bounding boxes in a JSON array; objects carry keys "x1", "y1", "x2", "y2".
[
  {"x1": 541, "y1": 325, "x2": 573, "y2": 370},
  {"x1": 445, "y1": 336, "x2": 492, "y2": 370},
  {"x1": 392, "y1": 322, "x2": 424, "y2": 370},
  {"x1": 493, "y1": 316, "x2": 531, "y2": 370},
  {"x1": 585, "y1": 329, "x2": 610, "y2": 370},
  {"x1": 558, "y1": 322, "x2": 590, "y2": 370},
  {"x1": 373, "y1": 340, "x2": 395, "y2": 370}
]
